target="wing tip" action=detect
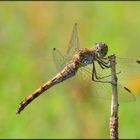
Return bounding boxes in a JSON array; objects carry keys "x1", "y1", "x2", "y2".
[
  {"x1": 124, "y1": 86, "x2": 131, "y2": 93},
  {"x1": 136, "y1": 60, "x2": 140, "y2": 64},
  {"x1": 124, "y1": 86, "x2": 136, "y2": 101}
]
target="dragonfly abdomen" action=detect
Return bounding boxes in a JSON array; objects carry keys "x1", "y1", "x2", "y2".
[{"x1": 17, "y1": 63, "x2": 77, "y2": 114}]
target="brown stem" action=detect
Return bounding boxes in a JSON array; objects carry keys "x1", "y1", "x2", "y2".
[{"x1": 109, "y1": 54, "x2": 119, "y2": 139}]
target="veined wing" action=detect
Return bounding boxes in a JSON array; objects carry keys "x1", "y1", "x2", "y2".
[
  {"x1": 76, "y1": 61, "x2": 136, "y2": 102},
  {"x1": 66, "y1": 23, "x2": 79, "y2": 60},
  {"x1": 52, "y1": 48, "x2": 68, "y2": 71},
  {"x1": 77, "y1": 60, "x2": 111, "y2": 82},
  {"x1": 52, "y1": 23, "x2": 79, "y2": 72},
  {"x1": 116, "y1": 56, "x2": 140, "y2": 81},
  {"x1": 93, "y1": 81, "x2": 136, "y2": 102},
  {"x1": 90, "y1": 56, "x2": 140, "y2": 81}
]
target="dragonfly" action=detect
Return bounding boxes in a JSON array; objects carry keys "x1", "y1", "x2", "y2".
[{"x1": 16, "y1": 23, "x2": 140, "y2": 114}]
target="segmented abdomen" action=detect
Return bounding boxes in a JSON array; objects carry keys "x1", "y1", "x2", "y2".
[{"x1": 16, "y1": 63, "x2": 77, "y2": 114}]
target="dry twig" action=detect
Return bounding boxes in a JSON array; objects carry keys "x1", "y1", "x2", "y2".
[{"x1": 109, "y1": 54, "x2": 119, "y2": 139}]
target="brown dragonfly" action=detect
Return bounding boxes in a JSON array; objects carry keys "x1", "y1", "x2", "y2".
[{"x1": 17, "y1": 23, "x2": 140, "y2": 114}]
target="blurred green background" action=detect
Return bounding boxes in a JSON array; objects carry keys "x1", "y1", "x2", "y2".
[{"x1": 1, "y1": 1, "x2": 140, "y2": 139}]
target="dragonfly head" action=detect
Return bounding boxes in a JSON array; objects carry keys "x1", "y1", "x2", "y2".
[{"x1": 95, "y1": 42, "x2": 108, "y2": 58}]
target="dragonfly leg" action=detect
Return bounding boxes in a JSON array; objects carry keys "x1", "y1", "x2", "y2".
[
  {"x1": 92, "y1": 62, "x2": 109, "y2": 80},
  {"x1": 102, "y1": 57, "x2": 110, "y2": 64},
  {"x1": 96, "y1": 57, "x2": 110, "y2": 68},
  {"x1": 97, "y1": 71, "x2": 122, "y2": 80},
  {"x1": 98, "y1": 59, "x2": 110, "y2": 68},
  {"x1": 92, "y1": 62, "x2": 99, "y2": 80},
  {"x1": 97, "y1": 61, "x2": 106, "y2": 69},
  {"x1": 92, "y1": 62, "x2": 111, "y2": 84}
]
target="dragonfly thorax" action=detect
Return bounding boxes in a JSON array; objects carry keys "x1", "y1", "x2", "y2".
[{"x1": 80, "y1": 57, "x2": 93, "y2": 65}]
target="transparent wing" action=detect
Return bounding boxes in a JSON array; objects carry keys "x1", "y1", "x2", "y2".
[
  {"x1": 52, "y1": 23, "x2": 79, "y2": 71},
  {"x1": 52, "y1": 48, "x2": 68, "y2": 71},
  {"x1": 116, "y1": 56, "x2": 140, "y2": 81},
  {"x1": 66, "y1": 23, "x2": 79, "y2": 59},
  {"x1": 93, "y1": 82, "x2": 136, "y2": 102},
  {"x1": 78, "y1": 56, "x2": 140, "y2": 82},
  {"x1": 76, "y1": 62, "x2": 136, "y2": 102},
  {"x1": 93, "y1": 56, "x2": 140, "y2": 81},
  {"x1": 76, "y1": 60, "x2": 112, "y2": 84}
]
